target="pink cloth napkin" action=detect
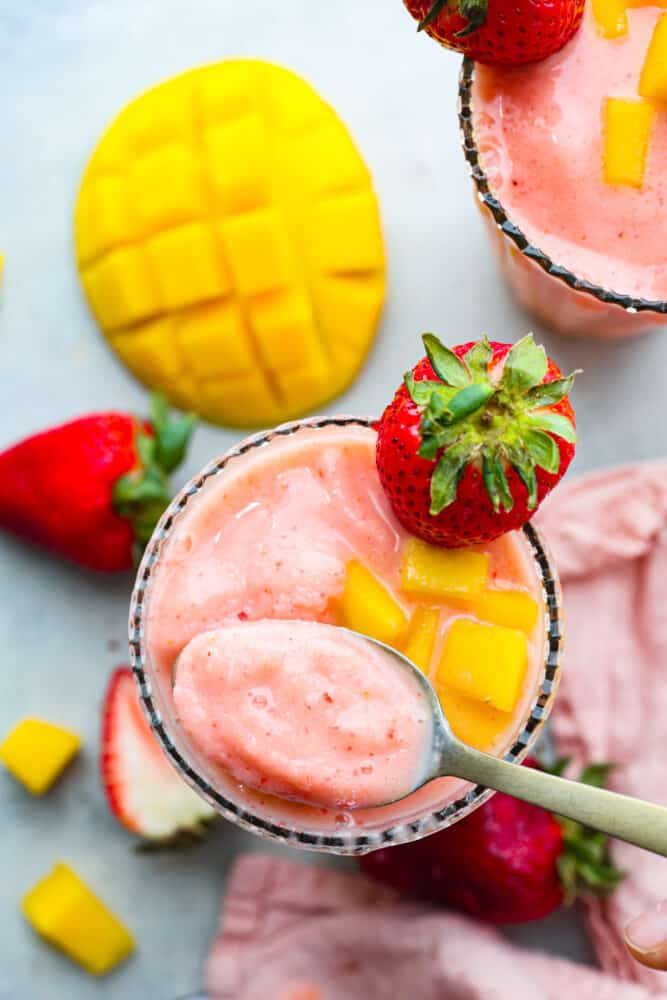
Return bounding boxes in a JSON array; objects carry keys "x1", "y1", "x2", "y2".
[
  {"x1": 207, "y1": 461, "x2": 667, "y2": 998},
  {"x1": 206, "y1": 854, "x2": 653, "y2": 999},
  {"x1": 536, "y1": 462, "x2": 667, "y2": 992}
]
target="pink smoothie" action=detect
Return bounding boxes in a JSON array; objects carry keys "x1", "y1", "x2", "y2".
[
  {"x1": 145, "y1": 424, "x2": 545, "y2": 833},
  {"x1": 173, "y1": 621, "x2": 433, "y2": 809},
  {"x1": 472, "y1": 5, "x2": 667, "y2": 299}
]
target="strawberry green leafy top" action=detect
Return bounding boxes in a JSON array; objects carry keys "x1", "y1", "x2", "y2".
[{"x1": 406, "y1": 333, "x2": 578, "y2": 516}]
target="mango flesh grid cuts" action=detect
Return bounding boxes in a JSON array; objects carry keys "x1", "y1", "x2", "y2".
[
  {"x1": 436, "y1": 618, "x2": 528, "y2": 714},
  {"x1": 23, "y1": 863, "x2": 134, "y2": 975},
  {"x1": 341, "y1": 560, "x2": 408, "y2": 646},
  {"x1": 75, "y1": 60, "x2": 385, "y2": 426},
  {"x1": 401, "y1": 538, "x2": 489, "y2": 601},
  {"x1": 0, "y1": 718, "x2": 80, "y2": 794},
  {"x1": 402, "y1": 606, "x2": 440, "y2": 673},
  {"x1": 639, "y1": 14, "x2": 667, "y2": 103},
  {"x1": 603, "y1": 98, "x2": 655, "y2": 188}
]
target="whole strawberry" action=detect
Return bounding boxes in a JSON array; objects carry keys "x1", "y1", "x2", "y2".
[
  {"x1": 404, "y1": 0, "x2": 585, "y2": 66},
  {"x1": 360, "y1": 759, "x2": 623, "y2": 924},
  {"x1": 0, "y1": 395, "x2": 194, "y2": 572},
  {"x1": 376, "y1": 333, "x2": 577, "y2": 547}
]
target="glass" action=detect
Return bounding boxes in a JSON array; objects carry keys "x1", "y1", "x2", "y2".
[
  {"x1": 459, "y1": 58, "x2": 667, "y2": 340},
  {"x1": 129, "y1": 416, "x2": 563, "y2": 855}
]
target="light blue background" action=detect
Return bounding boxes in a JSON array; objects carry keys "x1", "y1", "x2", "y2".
[{"x1": 1, "y1": 1, "x2": 665, "y2": 996}]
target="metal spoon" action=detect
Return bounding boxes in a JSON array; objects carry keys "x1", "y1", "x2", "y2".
[{"x1": 358, "y1": 631, "x2": 667, "y2": 857}]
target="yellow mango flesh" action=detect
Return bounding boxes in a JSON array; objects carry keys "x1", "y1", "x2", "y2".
[
  {"x1": 472, "y1": 589, "x2": 539, "y2": 633},
  {"x1": 639, "y1": 14, "x2": 667, "y2": 103},
  {"x1": 75, "y1": 60, "x2": 385, "y2": 427},
  {"x1": 341, "y1": 561, "x2": 408, "y2": 646},
  {"x1": 436, "y1": 686, "x2": 510, "y2": 751},
  {"x1": 0, "y1": 718, "x2": 80, "y2": 795},
  {"x1": 592, "y1": 0, "x2": 628, "y2": 37},
  {"x1": 603, "y1": 98, "x2": 655, "y2": 188},
  {"x1": 402, "y1": 607, "x2": 440, "y2": 673},
  {"x1": 23, "y1": 864, "x2": 134, "y2": 976},
  {"x1": 402, "y1": 538, "x2": 489, "y2": 601},
  {"x1": 436, "y1": 618, "x2": 527, "y2": 714}
]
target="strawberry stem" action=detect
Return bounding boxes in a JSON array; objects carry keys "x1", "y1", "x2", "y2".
[
  {"x1": 406, "y1": 333, "x2": 577, "y2": 517},
  {"x1": 418, "y1": 0, "x2": 449, "y2": 30},
  {"x1": 544, "y1": 760, "x2": 625, "y2": 903},
  {"x1": 112, "y1": 394, "x2": 196, "y2": 562}
]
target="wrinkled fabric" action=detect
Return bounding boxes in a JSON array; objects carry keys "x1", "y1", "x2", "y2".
[
  {"x1": 208, "y1": 462, "x2": 667, "y2": 998},
  {"x1": 536, "y1": 463, "x2": 667, "y2": 993},
  {"x1": 206, "y1": 854, "x2": 654, "y2": 999}
]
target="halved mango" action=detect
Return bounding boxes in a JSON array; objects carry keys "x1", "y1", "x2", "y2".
[
  {"x1": 603, "y1": 98, "x2": 655, "y2": 188},
  {"x1": 401, "y1": 538, "x2": 488, "y2": 601},
  {"x1": 436, "y1": 618, "x2": 527, "y2": 714},
  {"x1": 341, "y1": 560, "x2": 408, "y2": 646}
]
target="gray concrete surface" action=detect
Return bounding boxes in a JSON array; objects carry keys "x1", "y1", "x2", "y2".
[{"x1": 1, "y1": 0, "x2": 663, "y2": 996}]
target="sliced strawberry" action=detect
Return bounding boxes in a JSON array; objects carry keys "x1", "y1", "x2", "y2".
[{"x1": 101, "y1": 668, "x2": 215, "y2": 843}]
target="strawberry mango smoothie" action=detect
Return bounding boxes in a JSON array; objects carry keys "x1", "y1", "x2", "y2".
[
  {"x1": 466, "y1": 4, "x2": 667, "y2": 336},
  {"x1": 174, "y1": 621, "x2": 433, "y2": 809},
  {"x1": 145, "y1": 423, "x2": 548, "y2": 834}
]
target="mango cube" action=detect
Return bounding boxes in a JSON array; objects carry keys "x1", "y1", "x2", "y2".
[
  {"x1": 592, "y1": 0, "x2": 627, "y2": 37},
  {"x1": 23, "y1": 863, "x2": 134, "y2": 976},
  {"x1": 402, "y1": 538, "x2": 488, "y2": 601},
  {"x1": 437, "y1": 685, "x2": 510, "y2": 752},
  {"x1": 473, "y1": 589, "x2": 539, "y2": 633},
  {"x1": 603, "y1": 98, "x2": 655, "y2": 188},
  {"x1": 639, "y1": 14, "x2": 667, "y2": 103},
  {"x1": 402, "y1": 607, "x2": 440, "y2": 674},
  {"x1": 341, "y1": 560, "x2": 408, "y2": 646},
  {"x1": 436, "y1": 619, "x2": 527, "y2": 714},
  {"x1": 0, "y1": 718, "x2": 80, "y2": 794}
]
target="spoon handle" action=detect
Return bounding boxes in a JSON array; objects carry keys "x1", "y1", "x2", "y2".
[{"x1": 444, "y1": 742, "x2": 667, "y2": 857}]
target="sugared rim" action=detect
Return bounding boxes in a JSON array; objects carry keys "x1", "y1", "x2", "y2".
[
  {"x1": 458, "y1": 58, "x2": 667, "y2": 317},
  {"x1": 129, "y1": 415, "x2": 564, "y2": 856}
]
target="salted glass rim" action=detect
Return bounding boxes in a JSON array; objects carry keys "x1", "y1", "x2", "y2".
[
  {"x1": 458, "y1": 57, "x2": 667, "y2": 318},
  {"x1": 129, "y1": 415, "x2": 564, "y2": 856}
]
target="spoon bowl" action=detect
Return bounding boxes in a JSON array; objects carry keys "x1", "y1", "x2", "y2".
[{"x1": 359, "y1": 631, "x2": 667, "y2": 858}]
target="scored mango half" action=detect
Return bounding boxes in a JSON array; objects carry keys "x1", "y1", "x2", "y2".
[{"x1": 75, "y1": 60, "x2": 385, "y2": 427}]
